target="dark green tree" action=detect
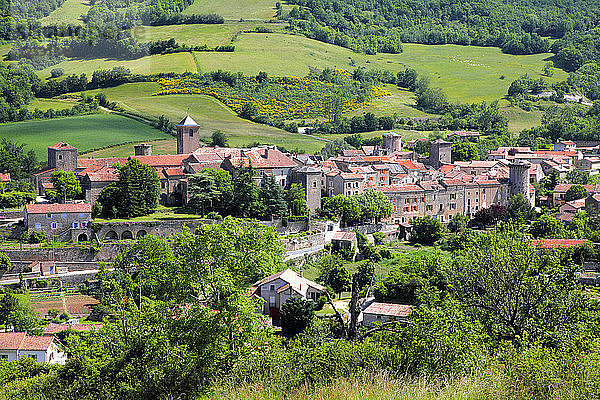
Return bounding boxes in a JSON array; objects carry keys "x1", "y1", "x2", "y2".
[
  {"x1": 280, "y1": 297, "x2": 315, "y2": 337},
  {"x1": 565, "y1": 184, "x2": 589, "y2": 201},
  {"x1": 50, "y1": 170, "x2": 81, "y2": 203},
  {"x1": 410, "y1": 216, "x2": 445, "y2": 245},
  {"x1": 259, "y1": 175, "x2": 287, "y2": 218},
  {"x1": 210, "y1": 130, "x2": 228, "y2": 147},
  {"x1": 506, "y1": 194, "x2": 534, "y2": 224},
  {"x1": 232, "y1": 164, "x2": 261, "y2": 217},
  {"x1": 285, "y1": 183, "x2": 308, "y2": 216},
  {"x1": 451, "y1": 142, "x2": 479, "y2": 162}
]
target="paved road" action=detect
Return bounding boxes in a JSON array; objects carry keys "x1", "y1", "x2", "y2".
[{"x1": 284, "y1": 244, "x2": 325, "y2": 261}]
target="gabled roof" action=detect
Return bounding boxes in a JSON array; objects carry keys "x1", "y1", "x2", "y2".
[
  {"x1": 130, "y1": 154, "x2": 189, "y2": 168},
  {"x1": 26, "y1": 203, "x2": 92, "y2": 214},
  {"x1": 363, "y1": 302, "x2": 411, "y2": 318},
  {"x1": 176, "y1": 115, "x2": 199, "y2": 127},
  {"x1": 252, "y1": 269, "x2": 326, "y2": 292},
  {"x1": 529, "y1": 239, "x2": 589, "y2": 249},
  {"x1": 0, "y1": 332, "x2": 56, "y2": 351}
]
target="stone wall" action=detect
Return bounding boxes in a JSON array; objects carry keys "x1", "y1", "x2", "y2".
[
  {"x1": 340, "y1": 223, "x2": 395, "y2": 235},
  {"x1": 283, "y1": 233, "x2": 325, "y2": 251},
  {"x1": 94, "y1": 219, "x2": 216, "y2": 241}
]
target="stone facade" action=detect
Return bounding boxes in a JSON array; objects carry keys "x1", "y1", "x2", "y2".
[
  {"x1": 48, "y1": 142, "x2": 77, "y2": 172},
  {"x1": 25, "y1": 203, "x2": 92, "y2": 241},
  {"x1": 428, "y1": 139, "x2": 451, "y2": 168},
  {"x1": 176, "y1": 115, "x2": 201, "y2": 154}
]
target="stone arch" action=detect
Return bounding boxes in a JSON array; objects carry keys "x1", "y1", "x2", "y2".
[
  {"x1": 136, "y1": 230, "x2": 147, "y2": 239},
  {"x1": 105, "y1": 230, "x2": 118, "y2": 241},
  {"x1": 77, "y1": 233, "x2": 88, "y2": 242},
  {"x1": 121, "y1": 230, "x2": 134, "y2": 240}
]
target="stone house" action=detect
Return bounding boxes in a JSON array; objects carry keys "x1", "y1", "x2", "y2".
[
  {"x1": 25, "y1": 203, "x2": 92, "y2": 242},
  {"x1": 249, "y1": 269, "x2": 326, "y2": 319},
  {"x1": 576, "y1": 157, "x2": 600, "y2": 176},
  {"x1": 0, "y1": 332, "x2": 67, "y2": 364},
  {"x1": 326, "y1": 170, "x2": 364, "y2": 197},
  {"x1": 331, "y1": 231, "x2": 358, "y2": 255},
  {"x1": 80, "y1": 165, "x2": 119, "y2": 204},
  {"x1": 362, "y1": 302, "x2": 411, "y2": 327}
]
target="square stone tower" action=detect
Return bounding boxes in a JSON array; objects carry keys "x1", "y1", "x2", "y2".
[
  {"x1": 429, "y1": 138, "x2": 451, "y2": 169},
  {"x1": 48, "y1": 142, "x2": 77, "y2": 171},
  {"x1": 176, "y1": 115, "x2": 201, "y2": 154}
]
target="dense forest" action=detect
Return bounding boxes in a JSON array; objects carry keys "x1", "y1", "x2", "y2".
[{"x1": 284, "y1": 0, "x2": 600, "y2": 56}]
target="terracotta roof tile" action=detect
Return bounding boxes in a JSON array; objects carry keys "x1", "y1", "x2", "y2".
[
  {"x1": 26, "y1": 203, "x2": 92, "y2": 214},
  {"x1": 44, "y1": 323, "x2": 103, "y2": 335},
  {"x1": 48, "y1": 142, "x2": 76, "y2": 150},
  {"x1": 363, "y1": 302, "x2": 411, "y2": 318},
  {"x1": 0, "y1": 332, "x2": 26, "y2": 350}
]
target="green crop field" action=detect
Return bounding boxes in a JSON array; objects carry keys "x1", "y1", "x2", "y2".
[
  {"x1": 40, "y1": 0, "x2": 90, "y2": 26},
  {"x1": 191, "y1": 32, "x2": 567, "y2": 103},
  {"x1": 183, "y1": 0, "x2": 277, "y2": 20},
  {"x1": 36, "y1": 52, "x2": 197, "y2": 80},
  {"x1": 348, "y1": 85, "x2": 436, "y2": 118},
  {"x1": 0, "y1": 114, "x2": 172, "y2": 159},
  {"x1": 81, "y1": 83, "x2": 328, "y2": 153}
]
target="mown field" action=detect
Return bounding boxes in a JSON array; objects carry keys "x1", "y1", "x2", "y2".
[
  {"x1": 0, "y1": 114, "x2": 172, "y2": 159},
  {"x1": 183, "y1": 0, "x2": 277, "y2": 20}
]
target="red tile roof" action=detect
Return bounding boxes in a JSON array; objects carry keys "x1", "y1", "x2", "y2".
[
  {"x1": 130, "y1": 154, "x2": 189, "y2": 168},
  {"x1": 332, "y1": 231, "x2": 356, "y2": 241},
  {"x1": 44, "y1": 323, "x2": 103, "y2": 335},
  {"x1": 162, "y1": 167, "x2": 186, "y2": 177},
  {"x1": 379, "y1": 184, "x2": 424, "y2": 193},
  {"x1": 26, "y1": 203, "x2": 92, "y2": 214},
  {"x1": 0, "y1": 173, "x2": 10, "y2": 182},
  {"x1": 0, "y1": 332, "x2": 26, "y2": 350},
  {"x1": 530, "y1": 239, "x2": 589, "y2": 249},
  {"x1": 48, "y1": 142, "x2": 76, "y2": 150},
  {"x1": 19, "y1": 335, "x2": 55, "y2": 351},
  {"x1": 363, "y1": 302, "x2": 412, "y2": 318},
  {"x1": 85, "y1": 165, "x2": 119, "y2": 182}
]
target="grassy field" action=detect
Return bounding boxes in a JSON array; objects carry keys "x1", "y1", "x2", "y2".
[
  {"x1": 183, "y1": 0, "x2": 277, "y2": 20},
  {"x1": 500, "y1": 106, "x2": 544, "y2": 134},
  {"x1": 36, "y1": 52, "x2": 197, "y2": 80},
  {"x1": 40, "y1": 0, "x2": 90, "y2": 26},
  {"x1": 27, "y1": 98, "x2": 76, "y2": 111},
  {"x1": 81, "y1": 82, "x2": 328, "y2": 153},
  {"x1": 135, "y1": 21, "x2": 285, "y2": 47},
  {"x1": 349, "y1": 85, "x2": 436, "y2": 118},
  {"x1": 0, "y1": 114, "x2": 171, "y2": 159},
  {"x1": 191, "y1": 32, "x2": 567, "y2": 103}
]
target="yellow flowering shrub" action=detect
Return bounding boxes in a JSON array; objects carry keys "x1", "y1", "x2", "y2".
[{"x1": 152, "y1": 70, "x2": 390, "y2": 120}]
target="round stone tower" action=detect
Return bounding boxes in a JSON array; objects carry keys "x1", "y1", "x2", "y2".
[
  {"x1": 509, "y1": 160, "x2": 532, "y2": 204},
  {"x1": 382, "y1": 132, "x2": 402, "y2": 152}
]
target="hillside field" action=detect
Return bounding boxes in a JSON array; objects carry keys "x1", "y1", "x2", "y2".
[
  {"x1": 80, "y1": 82, "x2": 327, "y2": 153},
  {"x1": 40, "y1": 0, "x2": 90, "y2": 26},
  {"x1": 0, "y1": 114, "x2": 172, "y2": 159},
  {"x1": 182, "y1": 0, "x2": 277, "y2": 20}
]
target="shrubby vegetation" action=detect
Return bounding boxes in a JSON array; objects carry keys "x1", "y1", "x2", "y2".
[
  {"x1": 4, "y1": 222, "x2": 600, "y2": 399},
  {"x1": 282, "y1": 0, "x2": 592, "y2": 55}
]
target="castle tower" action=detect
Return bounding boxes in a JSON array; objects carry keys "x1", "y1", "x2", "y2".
[
  {"x1": 48, "y1": 142, "x2": 77, "y2": 171},
  {"x1": 176, "y1": 115, "x2": 200, "y2": 154},
  {"x1": 382, "y1": 132, "x2": 402, "y2": 153},
  {"x1": 291, "y1": 166, "x2": 322, "y2": 214},
  {"x1": 509, "y1": 160, "x2": 533, "y2": 205},
  {"x1": 428, "y1": 139, "x2": 451, "y2": 169},
  {"x1": 134, "y1": 143, "x2": 153, "y2": 156}
]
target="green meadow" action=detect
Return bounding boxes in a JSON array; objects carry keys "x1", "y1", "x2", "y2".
[
  {"x1": 183, "y1": 0, "x2": 277, "y2": 20},
  {"x1": 190, "y1": 32, "x2": 566, "y2": 103},
  {"x1": 0, "y1": 114, "x2": 171, "y2": 159},
  {"x1": 40, "y1": 0, "x2": 90, "y2": 26},
  {"x1": 36, "y1": 52, "x2": 197, "y2": 80},
  {"x1": 81, "y1": 83, "x2": 328, "y2": 154}
]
